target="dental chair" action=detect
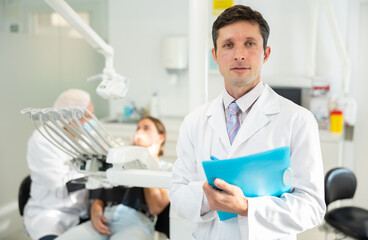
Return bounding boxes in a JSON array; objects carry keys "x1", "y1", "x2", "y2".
[
  {"x1": 155, "y1": 204, "x2": 170, "y2": 239},
  {"x1": 19, "y1": 176, "x2": 170, "y2": 239},
  {"x1": 18, "y1": 175, "x2": 31, "y2": 216},
  {"x1": 322, "y1": 167, "x2": 368, "y2": 240}
]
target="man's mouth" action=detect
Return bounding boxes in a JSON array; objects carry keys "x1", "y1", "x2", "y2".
[{"x1": 231, "y1": 66, "x2": 249, "y2": 71}]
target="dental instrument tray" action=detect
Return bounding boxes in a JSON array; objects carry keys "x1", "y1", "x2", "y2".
[
  {"x1": 202, "y1": 146, "x2": 293, "y2": 221},
  {"x1": 20, "y1": 107, "x2": 138, "y2": 172}
]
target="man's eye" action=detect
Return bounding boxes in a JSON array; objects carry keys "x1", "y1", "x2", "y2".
[
  {"x1": 223, "y1": 43, "x2": 232, "y2": 48},
  {"x1": 246, "y1": 42, "x2": 255, "y2": 47}
]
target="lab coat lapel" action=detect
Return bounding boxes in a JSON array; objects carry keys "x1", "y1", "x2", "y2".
[
  {"x1": 232, "y1": 85, "x2": 280, "y2": 150},
  {"x1": 207, "y1": 94, "x2": 231, "y2": 148}
]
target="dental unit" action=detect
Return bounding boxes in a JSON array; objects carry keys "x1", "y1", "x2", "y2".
[{"x1": 21, "y1": 107, "x2": 172, "y2": 189}]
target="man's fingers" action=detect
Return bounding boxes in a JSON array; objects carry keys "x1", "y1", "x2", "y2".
[
  {"x1": 214, "y1": 178, "x2": 232, "y2": 193},
  {"x1": 203, "y1": 181, "x2": 214, "y2": 193}
]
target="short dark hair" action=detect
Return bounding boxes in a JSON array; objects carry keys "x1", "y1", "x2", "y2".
[{"x1": 212, "y1": 5, "x2": 270, "y2": 52}]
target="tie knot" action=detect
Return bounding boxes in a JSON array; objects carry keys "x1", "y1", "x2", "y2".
[{"x1": 227, "y1": 102, "x2": 239, "y2": 116}]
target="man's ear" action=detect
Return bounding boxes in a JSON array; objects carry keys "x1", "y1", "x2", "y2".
[
  {"x1": 263, "y1": 46, "x2": 271, "y2": 63},
  {"x1": 212, "y1": 48, "x2": 218, "y2": 64}
]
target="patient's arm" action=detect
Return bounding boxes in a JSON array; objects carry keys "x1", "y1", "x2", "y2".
[
  {"x1": 90, "y1": 199, "x2": 112, "y2": 235},
  {"x1": 143, "y1": 188, "x2": 170, "y2": 215}
]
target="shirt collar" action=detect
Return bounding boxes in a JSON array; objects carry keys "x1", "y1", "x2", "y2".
[{"x1": 223, "y1": 81, "x2": 264, "y2": 113}]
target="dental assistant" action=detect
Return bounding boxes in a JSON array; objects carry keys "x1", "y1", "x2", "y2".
[
  {"x1": 169, "y1": 5, "x2": 325, "y2": 240},
  {"x1": 24, "y1": 89, "x2": 94, "y2": 240}
]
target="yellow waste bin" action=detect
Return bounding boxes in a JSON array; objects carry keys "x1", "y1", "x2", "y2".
[{"x1": 330, "y1": 110, "x2": 343, "y2": 133}]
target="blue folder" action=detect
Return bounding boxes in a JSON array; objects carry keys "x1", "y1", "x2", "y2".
[{"x1": 202, "y1": 146, "x2": 292, "y2": 221}]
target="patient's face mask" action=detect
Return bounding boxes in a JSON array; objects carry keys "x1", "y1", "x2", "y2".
[
  {"x1": 134, "y1": 119, "x2": 161, "y2": 148},
  {"x1": 83, "y1": 119, "x2": 98, "y2": 133}
]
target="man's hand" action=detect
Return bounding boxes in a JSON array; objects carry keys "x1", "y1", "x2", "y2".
[
  {"x1": 90, "y1": 200, "x2": 112, "y2": 235},
  {"x1": 202, "y1": 178, "x2": 248, "y2": 216}
]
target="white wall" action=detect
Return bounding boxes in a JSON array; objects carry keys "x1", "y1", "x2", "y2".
[
  {"x1": 108, "y1": 0, "x2": 189, "y2": 118},
  {"x1": 353, "y1": 2, "x2": 368, "y2": 208}
]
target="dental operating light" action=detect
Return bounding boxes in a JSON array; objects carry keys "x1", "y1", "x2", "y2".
[{"x1": 44, "y1": 0, "x2": 129, "y2": 100}]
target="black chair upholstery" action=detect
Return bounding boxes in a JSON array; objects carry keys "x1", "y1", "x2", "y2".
[
  {"x1": 18, "y1": 175, "x2": 31, "y2": 216},
  {"x1": 324, "y1": 167, "x2": 368, "y2": 240},
  {"x1": 155, "y1": 204, "x2": 170, "y2": 238}
]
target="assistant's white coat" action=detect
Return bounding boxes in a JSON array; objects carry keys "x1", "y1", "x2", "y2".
[{"x1": 24, "y1": 129, "x2": 88, "y2": 240}]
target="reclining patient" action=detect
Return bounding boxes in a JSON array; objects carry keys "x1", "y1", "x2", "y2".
[
  {"x1": 24, "y1": 89, "x2": 94, "y2": 240},
  {"x1": 56, "y1": 116, "x2": 170, "y2": 240}
]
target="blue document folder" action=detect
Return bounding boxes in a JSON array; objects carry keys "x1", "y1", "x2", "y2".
[{"x1": 202, "y1": 147, "x2": 292, "y2": 221}]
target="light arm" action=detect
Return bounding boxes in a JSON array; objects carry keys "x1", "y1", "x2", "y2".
[
  {"x1": 44, "y1": 0, "x2": 113, "y2": 65},
  {"x1": 44, "y1": 0, "x2": 129, "y2": 100}
]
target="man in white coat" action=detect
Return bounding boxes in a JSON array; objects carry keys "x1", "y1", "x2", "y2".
[
  {"x1": 24, "y1": 89, "x2": 93, "y2": 240},
  {"x1": 169, "y1": 5, "x2": 325, "y2": 240}
]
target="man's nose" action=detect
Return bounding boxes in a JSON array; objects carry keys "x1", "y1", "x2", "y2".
[
  {"x1": 234, "y1": 47, "x2": 246, "y2": 61},
  {"x1": 234, "y1": 55, "x2": 245, "y2": 61}
]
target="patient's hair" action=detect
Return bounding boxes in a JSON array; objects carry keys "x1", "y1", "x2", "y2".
[
  {"x1": 212, "y1": 5, "x2": 270, "y2": 52},
  {"x1": 141, "y1": 116, "x2": 166, "y2": 156}
]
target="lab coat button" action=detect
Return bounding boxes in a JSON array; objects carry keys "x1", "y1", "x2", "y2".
[{"x1": 283, "y1": 168, "x2": 293, "y2": 186}]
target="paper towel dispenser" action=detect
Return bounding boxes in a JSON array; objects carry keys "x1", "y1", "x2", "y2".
[{"x1": 161, "y1": 36, "x2": 188, "y2": 84}]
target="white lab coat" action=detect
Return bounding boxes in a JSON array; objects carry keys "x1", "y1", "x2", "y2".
[
  {"x1": 24, "y1": 129, "x2": 88, "y2": 240},
  {"x1": 169, "y1": 84, "x2": 326, "y2": 240}
]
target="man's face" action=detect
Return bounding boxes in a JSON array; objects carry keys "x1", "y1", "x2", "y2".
[{"x1": 212, "y1": 21, "x2": 270, "y2": 91}]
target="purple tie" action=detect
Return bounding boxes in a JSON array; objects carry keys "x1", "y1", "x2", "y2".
[{"x1": 226, "y1": 102, "x2": 240, "y2": 145}]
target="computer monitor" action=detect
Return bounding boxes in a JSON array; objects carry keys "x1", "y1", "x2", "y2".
[{"x1": 271, "y1": 87, "x2": 302, "y2": 106}]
